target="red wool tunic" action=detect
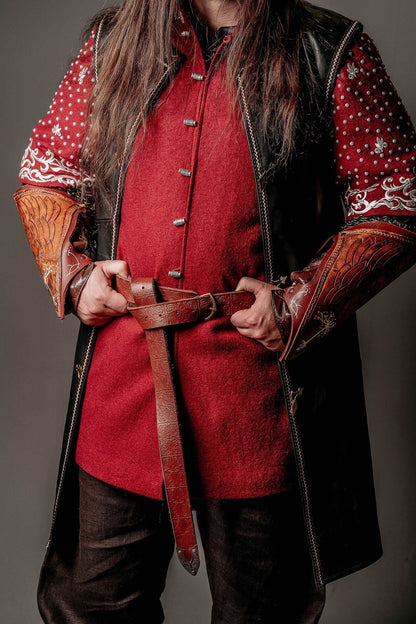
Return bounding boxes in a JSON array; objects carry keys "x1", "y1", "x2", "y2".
[
  {"x1": 19, "y1": 17, "x2": 416, "y2": 500},
  {"x1": 76, "y1": 27, "x2": 294, "y2": 500}
]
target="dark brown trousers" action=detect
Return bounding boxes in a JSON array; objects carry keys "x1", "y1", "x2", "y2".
[{"x1": 38, "y1": 467, "x2": 325, "y2": 623}]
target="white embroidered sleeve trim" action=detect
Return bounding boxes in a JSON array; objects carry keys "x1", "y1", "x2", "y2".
[
  {"x1": 346, "y1": 175, "x2": 416, "y2": 216},
  {"x1": 19, "y1": 139, "x2": 82, "y2": 187}
]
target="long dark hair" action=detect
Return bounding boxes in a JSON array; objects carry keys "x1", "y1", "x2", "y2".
[{"x1": 81, "y1": 0, "x2": 317, "y2": 201}]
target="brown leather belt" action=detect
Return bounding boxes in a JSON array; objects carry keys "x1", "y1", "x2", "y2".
[{"x1": 115, "y1": 275, "x2": 255, "y2": 575}]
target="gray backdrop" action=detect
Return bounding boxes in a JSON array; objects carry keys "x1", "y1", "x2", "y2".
[{"x1": 1, "y1": 1, "x2": 415, "y2": 622}]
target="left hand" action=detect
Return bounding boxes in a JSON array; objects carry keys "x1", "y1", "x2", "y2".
[{"x1": 230, "y1": 277, "x2": 284, "y2": 352}]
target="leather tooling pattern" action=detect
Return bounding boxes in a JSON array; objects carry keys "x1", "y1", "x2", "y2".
[
  {"x1": 277, "y1": 223, "x2": 416, "y2": 359},
  {"x1": 14, "y1": 185, "x2": 91, "y2": 318}
]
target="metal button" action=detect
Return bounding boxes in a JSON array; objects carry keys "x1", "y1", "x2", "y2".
[
  {"x1": 179, "y1": 168, "x2": 191, "y2": 177},
  {"x1": 173, "y1": 218, "x2": 186, "y2": 227},
  {"x1": 168, "y1": 270, "x2": 183, "y2": 279},
  {"x1": 181, "y1": 30, "x2": 191, "y2": 38},
  {"x1": 191, "y1": 73, "x2": 205, "y2": 81},
  {"x1": 184, "y1": 119, "x2": 198, "y2": 127}
]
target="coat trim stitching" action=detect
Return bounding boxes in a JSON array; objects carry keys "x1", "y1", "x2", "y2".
[
  {"x1": 237, "y1": 74, "x2": 324, "y2": 587},
  {"x1": 94, "y1": 18, "x2": 105, "y2": 83},
  {"x1": 49, "y1": 327, "x2": 96, "y2": 543},
  {"x1": 280, "y1": 362, "x2": 324, "y2": 587},
  {"x1": 324, "y1": 21, "x2": 362, "y2": 108},
  {"x1": 237, "y1": 75, "x2": 275, "y2": 283}
]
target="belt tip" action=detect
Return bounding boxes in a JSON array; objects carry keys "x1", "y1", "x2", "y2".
[{"x1": 177, "y1": 545, "x2": 200, "y2": 576}]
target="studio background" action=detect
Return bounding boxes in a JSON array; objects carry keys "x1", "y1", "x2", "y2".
[{"x1": 1, "y1": 1, "x2": 415, "y2": 622}]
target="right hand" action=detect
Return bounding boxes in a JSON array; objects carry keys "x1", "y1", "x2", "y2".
[{"x1": 76, "y1": 260, "x2": 130, "y2": 326}]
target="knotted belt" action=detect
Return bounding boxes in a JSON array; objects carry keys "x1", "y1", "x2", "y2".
[{"x1": 115, "y1": 276, "x2": 255, "y2": 575}]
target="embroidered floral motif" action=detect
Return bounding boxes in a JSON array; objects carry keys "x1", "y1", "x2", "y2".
[
  {"x1": 19, "y1": 139, "x2": 87, "y2": 186},
  {"x1": 52, "y1": 123, "x2": 63, "y2": 139},
  {"x1": 289, "y1": 285, "x2": 311, "y2": 318},
  {"x1": 65, "y1": 248, "x2": 82, "y2": 277},
  {"x1": 78, "y1": 67, "x2": 88, "y2": 85},
  {"x1": 314, "y1": 310, "x2": 337, "y2": 334},
  {"x1": 347, "y1": 62, "x2": 359, "y2": 79},
  {"x1": 296, "y1": 311, "x2": 336, "y2": 353},
  {"x1": 42, "y1": 264, "x2": 58, "y2": 310},
  {"x1": 346, "y1": 176, "x2": 416, "y2": 216},
  {"x1": 289, "y1": 388, "x2": 304, "y2": 417},
  {"x1": 374, "y1": 137, "x2": 388, "y2": 154}
]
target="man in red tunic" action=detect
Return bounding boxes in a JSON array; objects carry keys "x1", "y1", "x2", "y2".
[{"x1": 14, "y1": 0, "x2": 416, "y2": 622}]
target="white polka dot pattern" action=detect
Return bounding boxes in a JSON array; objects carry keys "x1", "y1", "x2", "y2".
[
  {"x1": 18, "y1": 31, "x2": 96, "y2": 188},
  {"x1": 332, "y1": 33, "x2": 416, "y2": 219},
  {"x1": 18, "y1": 29, "x2": 416, "y2": 223}
]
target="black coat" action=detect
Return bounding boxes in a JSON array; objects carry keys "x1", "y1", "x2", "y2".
[{"x1": 39, "y1": 3, "x2": 382, "y2": 598}]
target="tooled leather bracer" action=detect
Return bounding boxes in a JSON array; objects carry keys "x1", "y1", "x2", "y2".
[
  {"x1": 14, "y1": 185, "x2": 93, "y2": 319},
  {"x1": 272, "y1": 221, "x2": 416, "y2": 359}
]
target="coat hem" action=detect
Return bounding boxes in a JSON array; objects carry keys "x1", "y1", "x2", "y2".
[{"x1": 323, "y1": 548, "x2": 383, "y2": 585}]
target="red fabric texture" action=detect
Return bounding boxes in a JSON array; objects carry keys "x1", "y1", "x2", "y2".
[
  {"x1": 332, "y1": 33, "x2": 416, "y2": 219},
  {"x1": 18, "y1": 32, "x2": 95, "y2": 188},
  {"x1": 76, "y1": 27, "x2": 294, "y2": 500}
]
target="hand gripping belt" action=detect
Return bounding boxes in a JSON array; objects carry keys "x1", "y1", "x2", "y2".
[{"x1": 115, "y1": 275, "x2": 255, "y2": 575}]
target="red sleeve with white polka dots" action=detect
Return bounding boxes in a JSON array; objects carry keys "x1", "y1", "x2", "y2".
[
  {"x1": 18, "y1": 31, "x2": 95, "y2": 189},
  {"x1": 332, "y1": 32, "x2": 416, "y2": 222}
]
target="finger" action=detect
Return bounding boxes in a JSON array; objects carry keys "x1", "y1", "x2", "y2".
[
  {"x1": 101, "y1": 260, "x2": 130, "y2": 280},
  {"x1": 103, "y1": 288, "x2": 128, "y2": 314},
  {"x1": 231, "y1": 279, "x2": 264, "y2": 325},
  {"x1": 79, "y1": 314, "x2": 113, "y2": 327},
  {"x1": 230, "y1": 293, "x2": 266, "y2": 328},
  {"x1": 230, "y1": 309, "x2": 252, "y2": 328},
  {"x1": 235, "y1": 276, "x2": 267, "y2": 295},
  {"x1": 234, "y1": 326, "x2": 253, "y2": 339},
  {"x1": 235, "y1": 325, "x2": 284, "y2": 352}
]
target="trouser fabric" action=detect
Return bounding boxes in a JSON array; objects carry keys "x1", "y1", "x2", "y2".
[{"x1": 38, "y1": 467, "x2": 325, "y2": 623}]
